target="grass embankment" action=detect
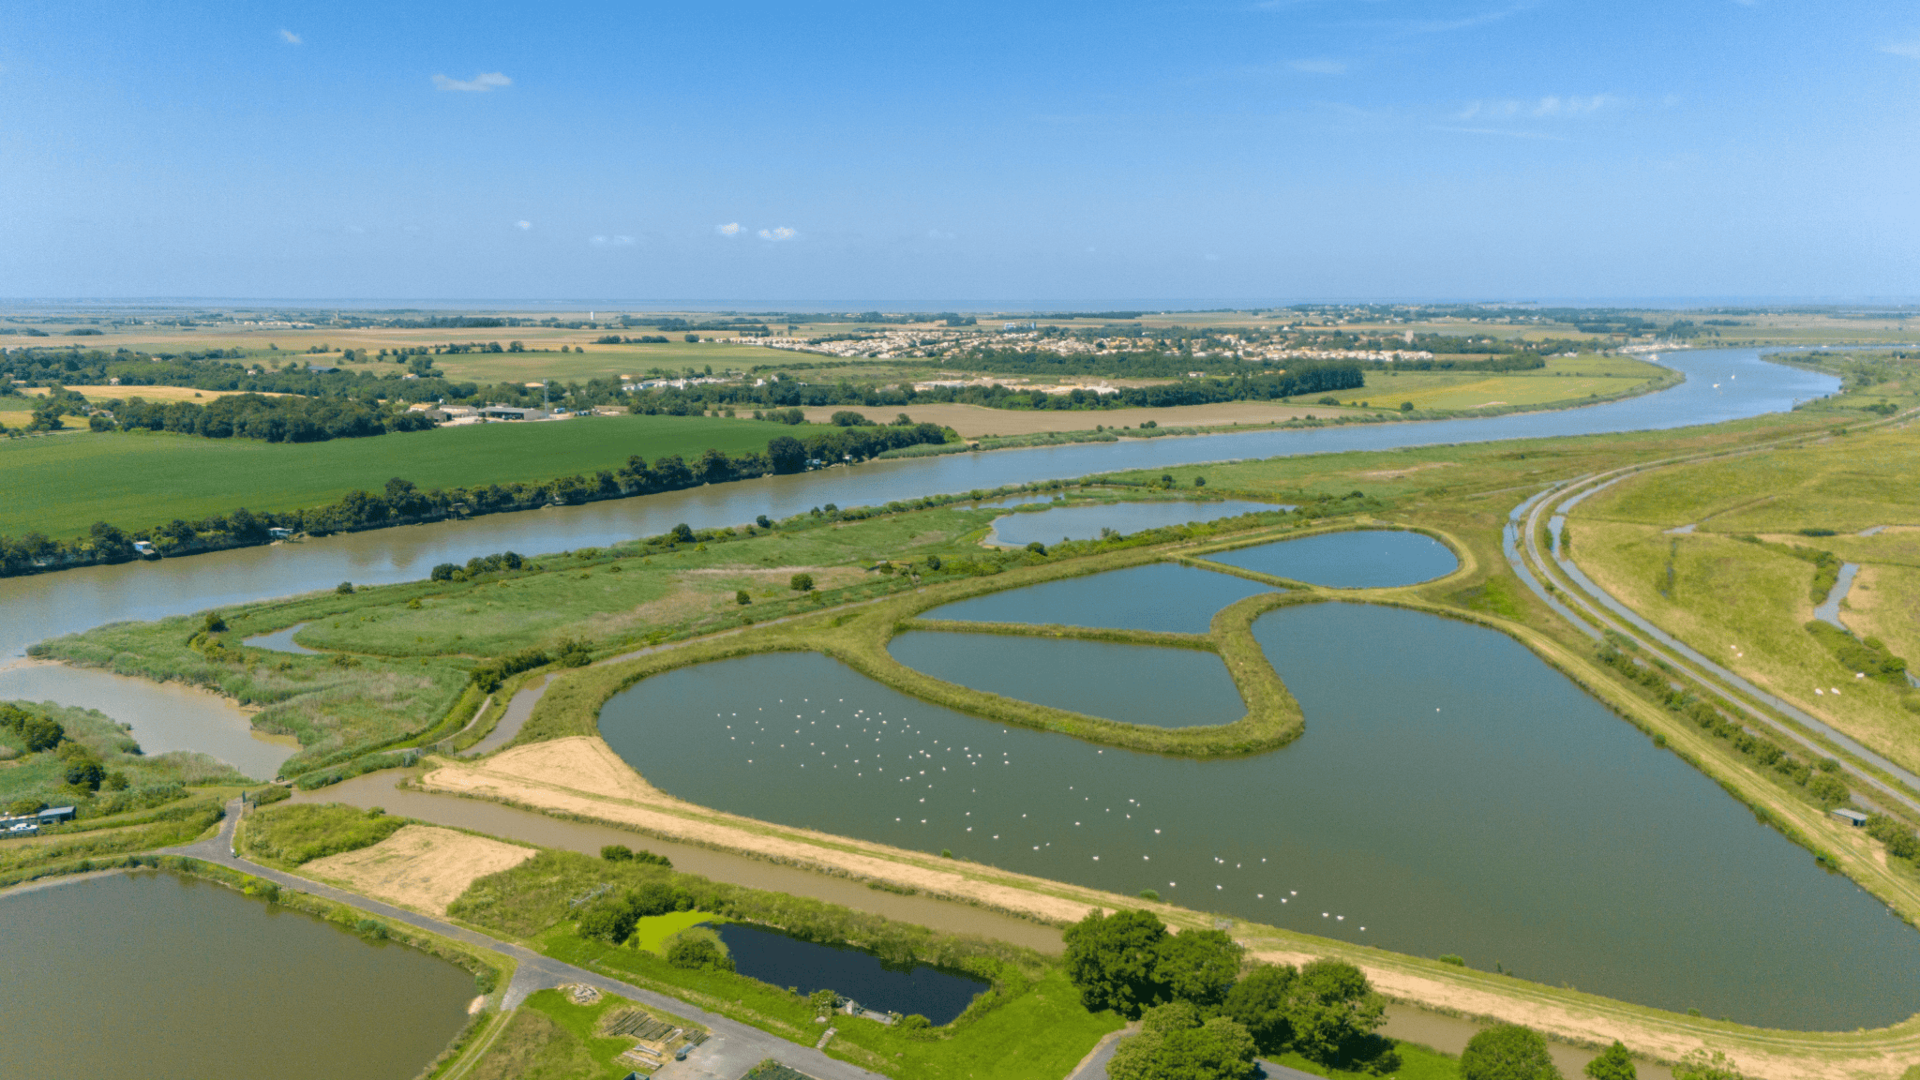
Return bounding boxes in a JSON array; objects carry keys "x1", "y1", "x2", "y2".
[
  {"x1": 1569, "y1": 422, "x2": 1920, "y2": 773},
  {"x1": 0, "y1": 411, "x2": 796, "y2": 540}
]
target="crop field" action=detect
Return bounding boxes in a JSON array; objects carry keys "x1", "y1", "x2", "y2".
[{"x1": 0, "y1": 412, "x2": 795, "y2": 540}]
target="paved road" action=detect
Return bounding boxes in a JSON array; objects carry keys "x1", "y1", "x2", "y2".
[{"x1": 169, "y1": 802, "x2": 881, "y2": 1080}]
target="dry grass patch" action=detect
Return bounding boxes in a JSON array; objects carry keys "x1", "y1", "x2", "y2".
[{"x1": 302, "y1": 823, "x2": 536, "y2": 915}]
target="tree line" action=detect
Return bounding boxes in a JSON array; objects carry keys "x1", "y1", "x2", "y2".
[
  {"x1": 92, "y1": 393, "x2": 436, "y2": 442},
  {"x1": 0, "y1": 424, "x2": 951, "y2": 577},
  {"x1": 633, "y1": 363, "x2": 1365, "y2": 416}
]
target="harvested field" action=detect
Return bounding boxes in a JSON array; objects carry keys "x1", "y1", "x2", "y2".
[
  {"x1": 301, "y1": 823, "x2": 537, "y2": 915},
  {"x1": 19, "y1": 385, "x2": 281, "y2": 403}
]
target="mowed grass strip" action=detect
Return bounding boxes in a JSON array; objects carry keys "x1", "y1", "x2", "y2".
[{"x1": 0, "y1": 413, "x2": 796, "y2": 539}]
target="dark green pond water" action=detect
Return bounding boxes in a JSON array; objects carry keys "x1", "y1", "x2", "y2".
[
  {"x1": 0, "y1": 871, "x2": 475, "y2": 1079},
  {"x1": 918, "y1": 562, "x2": 1274, "y2": 634},
  {"x1": 887, "y1": 631, "x2": 1245, "y2": 727},
  {"x1": 1206, "y1": 529, "x2": 1458, "y2": 587},
  {"x1": 599, "y1": 608, "x2": 1920, "y2": 1030}
]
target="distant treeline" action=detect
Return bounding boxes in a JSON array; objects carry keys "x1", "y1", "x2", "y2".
[
  {"x1": 97, "y1": 394, "x2": 436, "y2": 442},
  {"x1": 634, "y1": 362, "x2": 1365, "y2": 415},
  {"x1": 1355, "y1": 354, "x2": 1545, "y2": 373},
  {"x1": 0, "y1": 423, "x2": 951, "y2": 577}
]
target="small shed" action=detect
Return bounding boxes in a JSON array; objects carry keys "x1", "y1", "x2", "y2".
[
  {"x1": 1832, "y1": 808, "x2": 1869, "y2": 827},
  {"x1": 38, "y1": 806, "x2": 76, "y2": 825},
  {"x1": 268, "y1": 527, "x2": 293, "y2": 540}
]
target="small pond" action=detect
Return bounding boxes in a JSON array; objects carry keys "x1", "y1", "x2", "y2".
[
  {"x1": 0, "y1": 871, "x2": 475, "y2": 1080},
  {"x1": 243, "y1": 621, "x2": 324, "y2": 655},
  {"x1": 599, "y1": 614, "x2": 1920, "y2": 1030},
  {"x1": 713, "y1": 922, "x2": 987, "y2": 1025},
  {"x1": 988, "y1": 500, "x2": 1280, "y2": 547},
  {"x1": 1205, "y1": 530, "x2": 1458, "y2": 588},
  {"x1": 888, "y1": 631, "x2": 1244, "y2": 727},
  {"x1": 917, "y1": 562, "x2": 1273, "y2": 634}
]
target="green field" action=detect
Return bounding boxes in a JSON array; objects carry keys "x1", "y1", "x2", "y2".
[
  {"x1": 1341, "y1": 354, "x2": 1668, "y2": 412},
  {"x1": 0, "y1": 413, "x2": 797, "y2": 540},
  {"x1": 1572, "y1": 424, "x2": 1920, "y2": 773}
]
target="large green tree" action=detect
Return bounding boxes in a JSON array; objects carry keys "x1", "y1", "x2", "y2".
[
  {"x1": 1460, "y1": 1023, "x2": 1562, "y2": 1080},
  {"x1": 1108, "y1": 1003, "x2": 1259, "y2": 1080},
  {"x1": 1284, "y1": 959, "x2": 1388, "y2": 1065},
  {"x1": 1153, "y1": 929, "x2": 1243, "y2": 1008},
  {"x1": 1222, "y1": 962, "x2": 1297, "y2": 1053},
  {"x1": 1063, "y1": 908, "x2": 1168, "y2": 1017}
]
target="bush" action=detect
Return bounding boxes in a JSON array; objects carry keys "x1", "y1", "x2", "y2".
[
  {"x1": 1584, "y1": 1040, "x2": 1637, "y2": 1080},
  {"x1": 1459, "y1": 1023, "x2": 1561, "y2": 1080},
  {"x1": 666, "y1": 934, "x2": 734, "y2": 971},
  {"x1": 789, "y1": 573, "x2": 814, "y2": 593},
  {"x1": 736, "y1": 590, "x2": 752, "y2": 605},
  {"x1": 830, "y1": 410, "x2": 869, "y2": 427},
  {"x1": 578, "y1": 896, "x2": 643, "y2": 943},
  {"x1": 431, "y1": 562, "x2": 457, "y2": 581}
]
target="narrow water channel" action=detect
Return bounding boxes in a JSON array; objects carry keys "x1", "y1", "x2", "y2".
[
  {"x1": 0, "y1": 659, "x2": 293, "y2": 779},
  {"x1": 598, "y1": 610, "x2": 1920, "y2": 1030},
  {"x1": 0, "y1": 870, "x2": 473, "y2": 1080}
]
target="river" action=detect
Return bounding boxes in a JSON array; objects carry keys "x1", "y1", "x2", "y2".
[{"x1": 0, "y1": 347, "x2": 1835, "y2": 666}]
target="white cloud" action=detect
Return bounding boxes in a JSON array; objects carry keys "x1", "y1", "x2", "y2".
[
  {"x1": 1289, "y1": 59, "x2": 1347, "y2": 75},
  {"x1": 1883, "y1": 40, "x2": 1920, "y2": 59},
  {"x1": 433, "y1": 72, "x2": 512, "y2": 93},
  {"x1": 757, "y1": 226, "x2": 798, "y2": 241},
  {"x1": 589, "y1": 235, "x2": 634, "y2": 247},
  {"x1": 1430, "y1": 125, "x2": 1569, "y2": 141},
  {"x1": 716, "y1": 222, "x2": 742, "y2": 236},
  {"x1": 279, "y1": 28, "x2": 302, "y2": 45},
  {"x1": 515, "y1": 220, "x2": 532, "y2": 230},
  {"x1": 1454, "y1": 94, "x2": 1614, "y2": 121}
]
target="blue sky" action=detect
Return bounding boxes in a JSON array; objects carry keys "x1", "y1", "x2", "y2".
[{"x1": 3, "y1": 1, "x2": 1918, "y2": 304}]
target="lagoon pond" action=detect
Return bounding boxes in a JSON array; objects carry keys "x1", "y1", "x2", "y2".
[
  {"x1": 887, "y1": 631, "x2": 1246, "y2": 728},
  {"x1": 1205, "y1": 529, "x2": 1458, "y2": 588},
  {"x1": 601, "y1": 605, "x2": 1920, "y2": 1030},
  {"x1": 918, "y1": 562, "x2": 1272, "y2": 634},
  {"x1": 0, "y1": 871, "x2": 474, "y2": 1080}
]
